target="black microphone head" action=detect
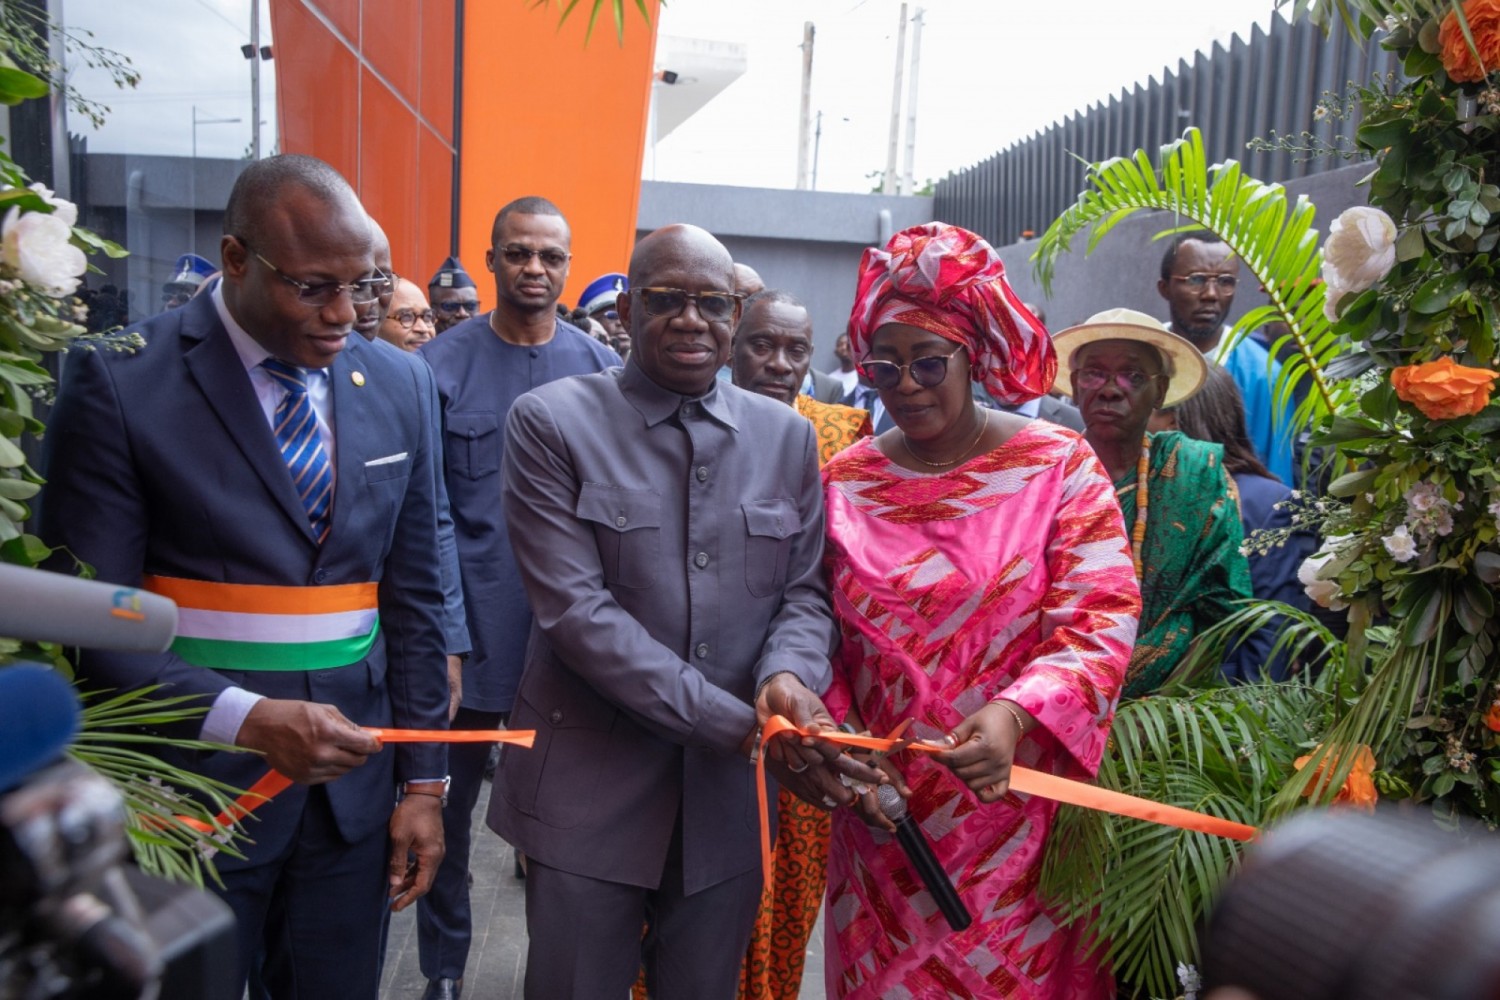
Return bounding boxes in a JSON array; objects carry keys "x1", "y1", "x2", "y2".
[{"x1": 876, "y1": 783, "x2": 908, "y2": 822}]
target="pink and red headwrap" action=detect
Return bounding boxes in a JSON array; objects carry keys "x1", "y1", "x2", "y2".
[{"x1": 847, "y1": 223, "x2": 1056, "y2": 406}]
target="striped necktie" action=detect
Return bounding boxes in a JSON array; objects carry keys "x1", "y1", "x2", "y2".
[{"x1": 261, "y1": 358, "x2": 333, "y2": 543}]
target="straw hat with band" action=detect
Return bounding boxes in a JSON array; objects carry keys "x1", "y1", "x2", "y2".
[{"x1": 1050, "y1": 308, "x2": 1208, "y2": 408}]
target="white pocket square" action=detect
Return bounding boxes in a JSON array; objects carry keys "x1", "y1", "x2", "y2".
[{"x1": 365, "y1": 452, "x2": 408, "y2": 467}]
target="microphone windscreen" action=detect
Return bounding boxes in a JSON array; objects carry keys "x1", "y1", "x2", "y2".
[
  {"x1": 877, "y1": 782, "x2": 908, "y2": 821},
  {"x1": 0, "y1": 665, "x2": 81, "y2": 793}
]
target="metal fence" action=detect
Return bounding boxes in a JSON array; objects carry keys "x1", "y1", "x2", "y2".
[{"x1": 932, "y1": 14, "x2": 1400, "y2": 246}]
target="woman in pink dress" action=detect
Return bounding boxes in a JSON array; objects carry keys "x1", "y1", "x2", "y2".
[{"x1": 821, "y1": 223, "x2": 1141, "y2": 998}]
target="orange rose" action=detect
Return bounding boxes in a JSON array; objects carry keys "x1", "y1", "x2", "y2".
[
  {"x1": 1293, "y1": 744, "x2": 1379, "y2": 811},
  {"x1": 1485, "y1": 700, "x2": 1500, "y2": 733},
  {"x1": 1391, "y1": 357, "x2": 1499, "y2": 420},
  {"x1": 1439, "y1": 0, "x2": 1500, "y2": 83}
]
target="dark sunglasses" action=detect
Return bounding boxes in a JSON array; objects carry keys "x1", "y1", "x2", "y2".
[
  {"x1": 633, "y1": 286, "x2": 742, "y2": 323},
  {"x1": 497, "y1": 245, "x2": 571, "y2": 269},
  {"x1": 858, "y1": 347, "x2": 964, "y2": 390},
  {"x1": 434, "y1": 299, "x2": 479, "y2": 314}
]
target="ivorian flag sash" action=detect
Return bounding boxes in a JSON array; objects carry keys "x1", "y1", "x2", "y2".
[{"x1": 142, "y1": 575, "x2": 379, "y2": 671}]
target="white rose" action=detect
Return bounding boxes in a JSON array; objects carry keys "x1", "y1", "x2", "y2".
[
  {"x1": 1321, "y1": 206, "x2": 1398, "y2": 299},
  {"x1": 1382, "y1": 524, "x2": 1419, "y2": 563},
  {"x1": 27, "y1": 183, "x2": 78, "y2": 227},
  {"x1": 1297, "y1": 546, "x2": 1348, "y2": 611},
  {"x1": 1, "y1": 205, "x2": 86, "y2": 297}
]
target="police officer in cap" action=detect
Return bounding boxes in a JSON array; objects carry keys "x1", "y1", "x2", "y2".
[
  {"x1": 576, "y1": 271, "x2": 628, "y2": 358},
  {"x1": 428, "y1": 256, "x2": 480, "y2": 334},
  {"x1": 161, "y1": 252, "x2": 216, "y2": 311}
]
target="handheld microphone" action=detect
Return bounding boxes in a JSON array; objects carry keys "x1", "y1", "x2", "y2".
[
  {"x1": 0, "y1": 664, "x2": 82, "y2": 792},
  {"x1": 0, "y1": 563, "x2": 177, "y2": 652},
  {"x1": 877, "y1": 783, "x2": 973, "y2": 932}
]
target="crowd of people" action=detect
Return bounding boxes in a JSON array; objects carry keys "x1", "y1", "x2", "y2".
[{"x1": 40, "y1": 152, "x2": 1315, "y2": 1000}]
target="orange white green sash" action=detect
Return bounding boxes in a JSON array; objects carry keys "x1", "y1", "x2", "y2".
[{"x1": 142, "y1": 575, "x2": 379, "y2": 671}]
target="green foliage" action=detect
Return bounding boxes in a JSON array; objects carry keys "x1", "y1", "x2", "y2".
[
  {"x1": 0, "y1": 25, "x2": 253, "y2": 886},
  {"x1": 69, "y1": 686, "x2": 249, "y2": 887},
  {"x1": 1042, "y1": 680, "x2": 1339, "y2": 999},
  {"x1": 0, "y1": 3, "x2": 139, "y2": 128},
  {"x1": 1031, "y1": 127, "x2": 1356, "y2": 440},
  {"x1": 530, "y1": 0, "x2": 656, "y2": 45}
]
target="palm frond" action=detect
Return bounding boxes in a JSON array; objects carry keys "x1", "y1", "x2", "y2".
[
  {"x1": 70, "y1": 684, "x2": 257, "y2": 886},
  {"x1": 1032, "y1": 127, "x2": 1356, "y2": 439},
  {"x1": 1042, "y1": 682, "x2": 1336, "y2": 997}
]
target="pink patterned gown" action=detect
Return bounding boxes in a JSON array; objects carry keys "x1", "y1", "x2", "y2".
[{"x1": 821, "y1": 423, "x2": 1139, "y2": 999}]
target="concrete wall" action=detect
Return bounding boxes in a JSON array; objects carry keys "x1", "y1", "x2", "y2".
[
  {"x1": 992, "y1": 161, "x2": 1371, "y2": 331},
  {"x1": 637, "y1": 181, "x2": 933, "y2": 372},
  {"x1": 637, "y1": 162, "x2": 1368, "y2": 370}
]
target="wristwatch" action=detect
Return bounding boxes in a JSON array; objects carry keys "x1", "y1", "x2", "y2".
[{"x1": 403, "y1": 776, "x2": 451, "y2": 807}]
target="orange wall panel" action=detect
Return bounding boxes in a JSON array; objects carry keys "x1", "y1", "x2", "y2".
[
  {"x1": 458, "y1": 3, "x2": 659, "y2": 310},
  {"x1": 418, "y1": 0, "x2": 455, "y2": 144},
  {"x1": 361, "y1": 0, "x2": 420, "y2": 105},
  {"x1": 270, "y1": 1, "x2": 360, "y2": 182},
  {"x1": 417, "y1": 125, "x2": 454, "y2": 286},
  {"x1": 358, "y1": 68, "x2": 418, "y2": 275}
]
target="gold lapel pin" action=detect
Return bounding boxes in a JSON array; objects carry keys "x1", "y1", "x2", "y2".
[{"x1": 351, "y1": 371, "x2": 366, "y2": 386}]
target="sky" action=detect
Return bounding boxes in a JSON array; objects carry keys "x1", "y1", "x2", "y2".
[
  {"x1": 57, "y1": 0, "x2": 1280, "y2": 192},
  {"x1": 653, "y1": 0, "x2": 1282, "y2": 193},
  {"x1": 59, "y1": 0, "x2": 277, "y2": 161}
]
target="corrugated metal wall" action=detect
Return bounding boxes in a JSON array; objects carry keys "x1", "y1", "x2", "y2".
[{"x1": 933, "y1": 15, "x2": 1399, "y2": 246}]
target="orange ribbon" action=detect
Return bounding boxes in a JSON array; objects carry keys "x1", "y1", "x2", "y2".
[
  {"x1": 176, "y1": 728, "x2": 536, "y2": 838},
  {"x1": 754, "y1": 714, "x2": 1255, "y2": 892}
]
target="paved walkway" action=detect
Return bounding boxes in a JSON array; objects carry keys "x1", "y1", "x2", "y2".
[{"x1": 380, "y1": 781, "x2": 827, "y2": 999}]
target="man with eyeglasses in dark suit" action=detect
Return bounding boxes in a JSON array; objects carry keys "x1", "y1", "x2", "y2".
[
  {"x1": 415, "y1": 195, "x2": 618, "y2": 1000},
  {"x1": 1157, "y1": 229, "x2": 1294, "y2": 484}
]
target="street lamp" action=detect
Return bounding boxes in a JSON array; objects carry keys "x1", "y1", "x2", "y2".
[{"x1": 190, "y1": 106, "x2": 241, "y2": 254}]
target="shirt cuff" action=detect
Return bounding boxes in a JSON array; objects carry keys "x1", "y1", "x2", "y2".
[{"x1": 202, "y1": 686, "x2": 265, "y2": 745}]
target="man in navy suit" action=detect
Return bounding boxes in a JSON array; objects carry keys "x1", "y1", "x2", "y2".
[{"x1": 39, "y1": 154, "x2": 450, "y2": 999}]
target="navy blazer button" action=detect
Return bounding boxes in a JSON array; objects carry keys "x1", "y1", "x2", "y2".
[
  {"x1": 694, "y1": 552, "x2": 708, "y2": 568},
  {"x1": 313, "y1": 568, "x2": 328, "y2": 583},
  {"x1": 549, "y1": 709, "x2": 564, "y2": 724},
  {"x1": 695, "y1": 643, "x2": 709, "y2": 659},
  {"x1": 696, "y1": 466, "x2": 708, "y2": 482}
]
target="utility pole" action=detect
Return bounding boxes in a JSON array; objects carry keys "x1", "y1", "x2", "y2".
[
  {"x1": 811, "y1": 110, "x2": 823, "y2": 191},
  {"x1": 882, "y1": 2, "x2": 908, "y2": 196},
  {"x1": 795, "y1": 21, "x2": 815, "y2": 190},
  {"x1": 249, "y1": 0, "x2": 261, "y2": 160},
  {"x1": 900, "y1": 8, "x2": 924, "y2": 196}
]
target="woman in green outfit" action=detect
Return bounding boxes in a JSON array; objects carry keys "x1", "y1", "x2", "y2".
[{"x1": 1052, "y1": 309, "x2": 1253, "y2": 696}]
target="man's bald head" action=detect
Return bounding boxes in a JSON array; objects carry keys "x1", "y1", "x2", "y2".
[
  {"x1": 623, "y1": 225, "x2": 738, "y2": 396},
  {"x1": 222, "y1": 154, "x2": 369, "y2": 257},
  {"x1": 733, "y1": 262, "x2": 765, "y2": 298},
  {"x1": 628, "y1": 224, "x2": 735, "y2": 289}
]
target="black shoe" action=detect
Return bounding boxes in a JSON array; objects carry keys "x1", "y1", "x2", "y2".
[
  {"x1": 513, "y1": 849, "x2": 527, "y2": 880},
  {"x1": 422, "y1": 977, "x2": 462, "y2": 1000}
]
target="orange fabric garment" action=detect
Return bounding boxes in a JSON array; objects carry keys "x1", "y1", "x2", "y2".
[{"x1": 795, "y1": 395, "x2": 873, "y2": 467}]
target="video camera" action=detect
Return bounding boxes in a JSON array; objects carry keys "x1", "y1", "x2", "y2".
[
  {"x1": 1201, "y1": 806, "x2": 1500, "y2": 1000},
  {"x1": 0, "y1": 566, "x2": 237, "y2": 1000}
]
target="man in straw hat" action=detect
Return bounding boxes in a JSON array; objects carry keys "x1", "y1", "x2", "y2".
[{"x1": 1053, "y1": 308, "x2": 1252, "y2": 696}]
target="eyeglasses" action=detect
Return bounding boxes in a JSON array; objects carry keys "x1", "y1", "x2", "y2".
[
  {"x1": 244, "y1": 245, "x2": 389, "y2": 305},
  {"x1": 1171, "y1": 273, "x2": 1238, "y2": 292},
  {"x1": 1074, "y1": 368, "x2": 1162, "y2": 392},
  {"x1": 633, "y1": 287, "x2": 743, "y2": 323},
  {"x1": 497, "y1": 245, "x2": 571, "y2": 269},
  {"x1": 592, "y1": 309, "x2": 619, "y2": 321},
  {"x1": 858, "y1": 347, "x2": 964, "y2": 390},
  {"x1": 388, "y1": 308, "x2": 435, "y2": 329},
  {"x1": 434, "y1": 299, "x2": 479, "y2": 315}
]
